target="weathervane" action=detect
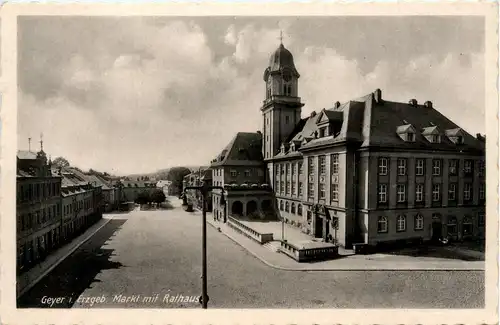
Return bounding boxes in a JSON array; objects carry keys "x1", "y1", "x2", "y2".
[
  {"x1": 279, "y1": 30, "x2": 283, "y2": 44},
  {"x1": 40, "y1": 133, "x2": 44, "y2": 151}
]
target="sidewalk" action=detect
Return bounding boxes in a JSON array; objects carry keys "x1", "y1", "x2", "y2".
[
  {"x1": 204, "y1": 212, "x2": 484, "y2": 271},
  {"x1": 17, "y1": 216, "x2": 113, "y2": 297}
]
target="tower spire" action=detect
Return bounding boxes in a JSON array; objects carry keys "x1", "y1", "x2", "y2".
[
  {"x1": 279, "y1": 30, "x2": 283, "y2": 45},
  {"x1": 39, "y1": 133, "x2": 44, "y2": 152}
]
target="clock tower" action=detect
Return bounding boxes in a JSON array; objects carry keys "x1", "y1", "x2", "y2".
[{"x1": 261, "y1": 41, "x2": 304, "y2": 161}]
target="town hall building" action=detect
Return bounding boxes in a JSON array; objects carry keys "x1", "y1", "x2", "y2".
[{"x1": 211, "y1": 41, "x2": 486, "y2": 249}]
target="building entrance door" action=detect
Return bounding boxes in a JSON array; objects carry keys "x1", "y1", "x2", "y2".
[
  {"x1": 324, "y1": 219, "x2": 330, "y2": 241},
  {"x1": 315, "y1": 215, "x2": 323, "y2": 238},
  {"x1": 431, "y1": 222, "x2": 442, "y2": 242}
]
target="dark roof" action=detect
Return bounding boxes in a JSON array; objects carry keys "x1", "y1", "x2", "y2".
[
  {"x1": 211, "y1": 132, "x2": 264, "y2": 167},
  {"x1": 267, "y1": 43, "x2": 299, "y2": 76},
  {"x1": 121, "y1": 180, "x2": 157, "y2": 188},
  {"x1": 277, "y1": 90, "x2": 484, "y2": 155}
]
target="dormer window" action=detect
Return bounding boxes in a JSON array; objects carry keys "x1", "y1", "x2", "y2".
[
  {"x1": 396, "y1": 124, "x2": 417, "y2": 142},
  {"x1": 446, "y1": 128, "x2": 465, "y2": 145},
  {"x1": 407, "y1": 132, "x2": 415, "y2": 142},
  {"x1": 422, "y1": 125, "x2": 441, "y2": 143},
  {"x1": 431, "y1": 135, "x2": 441, "y2": 143}
]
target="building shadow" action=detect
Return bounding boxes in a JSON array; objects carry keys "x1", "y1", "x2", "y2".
[
  {"x1": 17, "y1": 219, "x2": 127, "y2": 308},
  {"x1": 373, "y1": 243, "x2": 485, "y2": 261}
]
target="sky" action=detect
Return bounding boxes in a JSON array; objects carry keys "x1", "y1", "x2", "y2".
[{"x1": 17, "y1": 16, "x2": 485, "y2": 175}]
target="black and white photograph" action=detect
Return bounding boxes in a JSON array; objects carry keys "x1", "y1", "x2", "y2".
[{"x1": 0, "y1": 3, "x2": 498, "y2": 325}]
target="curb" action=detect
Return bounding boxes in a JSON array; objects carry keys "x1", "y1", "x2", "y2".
[
  {"x1": 208, "y1": 221, "x2": 485, "y2": 272},
  {"x1": 18, "y1": 217, "x2": 113, "y2": 297}
]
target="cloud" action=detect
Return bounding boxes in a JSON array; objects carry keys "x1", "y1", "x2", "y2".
[{"x1": 18, "y1": 17, "x2": 485, "y2": 175}]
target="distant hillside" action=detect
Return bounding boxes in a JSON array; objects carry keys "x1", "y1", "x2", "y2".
[{"x1": 123, "y1": 165, "x2": 209, "y2": 181}]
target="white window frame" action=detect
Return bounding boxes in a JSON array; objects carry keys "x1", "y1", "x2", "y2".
[
  {"x1": 299, "y1": 182, "x2": 303, "y2": 196},
  {"x1": 230, "y1": 170, "x2": 237, "y2": 177},
  {"x1": 479, "y1": 183, "x2": 485, "y2": 200},
  {"x1": 308, "y1": 157, "x2": 315, "y2": 176},
  {"x1": 319, "y1": 155, "x2": 326, "y2": 175},
  {"x1": 378, "y1": 184, "x2": 387, "y2": 203},
  {"x1": 397, "y1": 158, "x2": 407, "y2": 176},
  {"x1": 449, "y1": 159, "x2": 458, "y2": 175},
  {"x1": 432, "y1": 159, "x2": 441, "y2": 176},
  {"x1": 308, "y1": 182, "x2": 314, "y2": 198},
  {"x1": 378, "y1": 158, "x2": 388, "y2": 175},
  {"x1": 415, "y1": 184, "x2": 424, "y2": 202},
  {"x1": 414, "y1": 214, "x2": 424, "y2": 230},
  {"x1": 377, "y1": 216, "x2": 388, "y2": 233},
  {"x1": 464, "y1": 160, "x2": 473, "y2": 174},
  {"x1": 319, "y1": 183, "x2": 326, "y2": 199},
  {"x1": 331, "y1": 184, "x2": 339, "y2": 201},
  {"x1": 448, "y1": 183, "x2": 457, "y2": 201},
  {"x1": 416, "y1": 159, "x2": 425, "y2": 176},
  {"x1": 397, "y1": 184, "x2": 406, "y2": 203},
  {"x1": 396, "y1": 215, "x2": 406, "y2": 232},
  {"x1": 332, "y1": 154, "x2": 339, "y2": 174},
  {"x1": 432, "y1": 184, "x2": 441, "y2": 201},
  {"x1": 464, "y1": 183, "x2": 472, "y2": 201}
]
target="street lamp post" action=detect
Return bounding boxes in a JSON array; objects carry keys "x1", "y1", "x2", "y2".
[{"x1": 183, "y1": 183, "x2": 225, "y2": 309}]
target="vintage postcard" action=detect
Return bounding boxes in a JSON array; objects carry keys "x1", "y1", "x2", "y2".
[{"x1": 0, "y1": 2, "x2": 498, "y2": 325}]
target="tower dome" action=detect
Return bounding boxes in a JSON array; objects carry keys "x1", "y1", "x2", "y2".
[{"x1": 264, "y1": 43, "x2": 300, "y2": 81}]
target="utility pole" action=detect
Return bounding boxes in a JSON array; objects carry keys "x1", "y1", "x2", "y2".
[{"x1": 183, "y1": 184, "x2": 226, "y2": 309}]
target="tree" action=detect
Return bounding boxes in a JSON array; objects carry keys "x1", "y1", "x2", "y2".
[
  {"x1": 151, "y1": 189, "x2": 166, "y2": 205},
  {"x1": 135, "y1": 191, "x2": 151, "y2": 205},
  {"x1": 167, "y1": 167, "x2": 191, "y2": 194},
  {"x1": 53, "y1": 157, "x2": 70, "y2": 168}
]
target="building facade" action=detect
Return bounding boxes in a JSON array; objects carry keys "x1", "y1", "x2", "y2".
[
  {"x1": 17, "y1": 150, "x2": 62, "y2": 274},
  {"x1": 119, "y1": 180, "x2": 158, "y2": 203},
  {"x1": 210, "y1": 41, "x2": 486, "y2": 249},
  {"x1": 183, "y1": 169, "x2": 214, "y2": 212}
]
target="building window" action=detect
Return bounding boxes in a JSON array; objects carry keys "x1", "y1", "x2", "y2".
[
  {"x1": 319, "y1": 183, "x2": 326, "y2": 199},
  {"x1": 414, "y1": 214, "x2": 424, "y2": 230},
  {"x1": 397, "y1": 158, "x2": 407, "y2": 176},
  {"x1": 447, "y1": 216, "x2": 457, "y2": 235},
  {"x1": 448, "y1": 183, "x2": 457, "y2": 201},
  {"x1": 286, "y1": 181, "x2": 290, "y2": 196},
  {"x1": 463, "y1": 183, "x2": 472, "y2": 201},
  {"x1": 407, "y1": 132, "x2": 415, "y2": 142},
  {"x1": 463, "y1": 216, "x2": 473, "y2": 236},
  {"x1": 308, "y1": 183, "x2": 314, "y2": 198},
  {"x1": 331, "y1": 154, "x2": 339, "y2": 174},
  {"x1": 319, "y1": 155, "x2": 326, "y2": 175},
  {"x1": 432, "y1": 159, "x2": 441, "y2": 176},
  {"x1": 431, "y1": 135, "x2": 441, "y2": 143},
  {"x1": 291, "y1": 203, "x2": 295, "y2": 214},
  {"x1": 285, "y1": 115, "x2": 290, "y2": 124},
  {"x1": 279, "y1": 200, "x2": 284, "y2": 211},
  {"x1": 464, "y1": 159, "x2": 473, "y2": 175},
  {"x1": 415, "y1": 184, "x2": 424, "y2": 202},
  {"x1": 281, "y1": 165, "x2": 285, "y2": 175},
  {"x1": 479, "y1": 160, "x2": 485, "y2": 176},
  {"x1": 478, "y1": 213, "x2": 485, "y2": 226},
  {"x1": 299, "y1": 182, "x2": 303, "y2": 196},
  {"x1": 479, "y1": 183, "x2": 485, "y2": 200},
  {"x1": 378, "y1": 184, "x2": 387, "y2": 203},
  {"x1": 244, "y1": 170, "x2": 251, "y2": 177},
  {"x1": 377, "y1": 216, "x2": 388, "y2": 233},
  {"x1": 396, "y1": 215, "x2": 406, "y2": 232},
  {"x1": 297, "y1": 204, "x2": 302, "y2": 216},
  {"x1": 292, "y1": 182, "x2": 296, "y2": 196},
  {"x1": 230, "y1": 170, "x2": 237, "y2": 177},
  {"x1": 331, "y1": 184, "x2": 339, "y2": 201},
  {"x1": 285, "y1": 201, "x2": 289, "y2": 212},
  {"x1": 397, "y1": 184, "x2": 406, "y2": 203},
  {"x1": 299, "y1": 162, "x2": 303, "y2": 174},
  {"x1": 449, "y1": 159, "x2": 458, "y2": 175},
  {"x1": 416, "y1": 159, "x2": 425, "y2": 176},
  {"x1": 275, "y1": 166, "x2": 279, "y2": 176},
  {"x1": 432, "y1": 184, "x2": 441, "y2": 201},
  {"x1": 275, "y1": 180, "x2": 280, "y2": 193},
  {"x1": 378, "y1": 158, "x2": 388, "y2": 175},
  {"x1": 308, "y1": 157, "x2": 315, "y2": 176}
]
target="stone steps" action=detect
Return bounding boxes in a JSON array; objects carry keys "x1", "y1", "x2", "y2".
[{"x1": 263, "y1": 241, "x2": 282, "y2": 253}]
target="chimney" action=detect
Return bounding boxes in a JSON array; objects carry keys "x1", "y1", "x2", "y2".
[
  {"x1": 256, "y1": 130, "x2": 262, "y2": 135},
  {"x1": 374, "y1": 89, "x2": 382, "y2": 103},
  {"x1": 310, "y1": 111, "x2": 317, "y2": 117},
  {"x1": 334, "y1": 101, "x2": 341, "y2": 109},
  {"x1": 424, "y1": 101, "x2": 433, "y2": 109},
  {"x1": 409, "y1": 99, "x2": 418, "y2": 106}
]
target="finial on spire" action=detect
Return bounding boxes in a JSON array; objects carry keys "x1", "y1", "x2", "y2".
[
  {"x1": 279, "y1": 30, "x2": 283, "y2": 44},
  {"x1": 40, "y1": 133, "x2": 44, "y2": 152},
  {"x1": 28, "y1": 137, "x2": 31, "y2": 152}
]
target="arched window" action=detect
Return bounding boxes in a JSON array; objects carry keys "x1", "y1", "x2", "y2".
[
  {"x1": 297, "y1": 204, "x2": 302, "y2": 216},
  {"x1": 285, "y1": 201, "x2": 289, "y2": 212},
  {"x1": 291, "y1": 203, "x2": 296, "y2": 214},
  {"x1": 377, "y1": 216, "x2": 388, "y2": 233},
  {"x1": 397, "y1": 215, "x2": 406, "y2": 232},
  {"x1": 414, "y1": 214, "x2": 424, "y2": 230},
  {"x1": 279, "y1": 200, "x2": 284, "y2": 211}
]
